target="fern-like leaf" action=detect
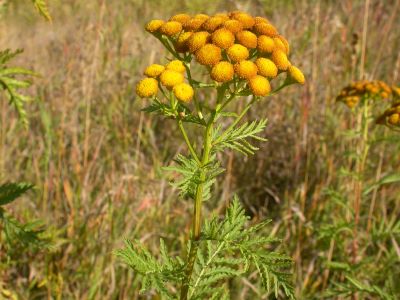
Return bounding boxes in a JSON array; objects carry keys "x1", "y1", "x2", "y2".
[
  {"x1": 32, "y1": 0, "x2": 52, "y2": 21},
  {"x1": 213, "y1": 119, "x2": 268, "y2": 155},
  {"x1": 0, "y1": 182, "x2": 34, "y2": 206}
]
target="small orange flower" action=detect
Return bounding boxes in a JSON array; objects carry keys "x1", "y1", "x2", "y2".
[
  {"x1": 271, "y1": 49, "x2": 290, "y2": 70},
  {"x1": 227, "y1": 44, "x2": 249, "y2": 62},
  {"x1": 257, "y1": 35, "x2": 275, "y2": 53},
  {"x1": 211, "y1": 28, "x2": 235, "y2": 49},
  {"x1": 236, "y1": 30, "x2": 258, "y2": 49},
  {"x1": 160, "y1": 21, "x2": 182, "y2": 36},
  {"x1": 234, "y1": 60, "x2": 258, "y2": 79},
  {"x1": 211, "y1": 61, "x2": 234, "y2": 82},
  {"x1": 248, "y1": 75, "x2": 271, "y2": 96},
  {"x1": 195, "y1": 44, "x2": 222, "y2": 66}
]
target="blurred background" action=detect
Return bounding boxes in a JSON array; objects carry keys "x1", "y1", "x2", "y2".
[{"x1": 0, "y1": 0, "x2": 399, "y2": 299}]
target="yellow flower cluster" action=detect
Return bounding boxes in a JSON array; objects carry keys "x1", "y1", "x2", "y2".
[
  {"x1": 143, "y1": 11, "x2": 305, "y2": 97},
  {"x1": 336, "y1": 80, "x2": 392, "y2": 108},
  {"x1": 136, "y1": 60, "x2": 194, "y2": 102},
  {"x1": 376, "y1": 102, "x2": 400, "y2": 127}
]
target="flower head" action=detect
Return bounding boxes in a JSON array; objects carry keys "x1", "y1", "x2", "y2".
[
  {"x1": 255, "y1": 58, "x2": 278, "y2": 78},
  {"x1": 288, "y1": 65, "x2": 305, "y2": 84},
  {"x1": 145, "y1": 19, "x2": 165, "y2": 33},
  {"x1": 173, "y1": 83, "x2": 194, "y2": 102},
  {"x1": 166, "y1": 60, "x2": 186, "y2": 73},
  {"x1": 187, "y1": 31, "x2": 210, "y2": 53},
  {"x1": 144, "y1": 64, "x2": 165, "y2": 77},
  {"x1": 183, "y1": 18, "x2": 206, "y2": 31},
  {"x1": 232, "y1": 12, "x2": 255, "y2": 29},
  {"x1": 236, "y1": 30, "x2": 258, "y2": 49},
  {"x1": 195, "y1": 44, "x2": 222, "y2": 65},
  {"x1": 160, "y1": 70, "x2": 184, "y2": 88},
  {"x1": 234, "y1": 60, "x2": 258, "y2": 79},
  {"x1": 211, "y1": 28, "x2": 235, "y2": 49},
  {"x1": 272, "y1": 49, "x2": 290, "y2": 70},
  {"x1": 160, "y1": 21, "x2": 182, "y2": 36},
  {"x1": 276, "y1": 35, "x2": 290, "y2": 54},
  {"x1": 202, "y1": 16, "x2": 225, "y2": 32},
  {"x1": 174, "y1": 32, "x2": 193, "y2": 53},
  {"x1": 227, "y1": 44, "x2": 249, "y2": 62},
  {"x1": 223, "y1": 19, "x2": 243, "y2": 33},
  {"x1": 136, "y1": 78, "x2": 158, "y2": 98},
  {"x1": 257, "y1": 35, "x2": 275, "y2": 53},
  {"x1": 211, "y1": 61, "x2": 234, "y2": 82},
  {"x1": 248, "y1": 75, "x2": 271, "y2": 96},
  {"x1": 170, "y1": 14, "x2": 191, "y2": 24},
  {"x1": 254, "y1": 22, "x2": 278, "y2": 37}
]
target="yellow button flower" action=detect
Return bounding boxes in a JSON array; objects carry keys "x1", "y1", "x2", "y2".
[
  {"x1": 255, "y1": 58, "x2": 278, "y2": 78},
  {"x1": 211, "y1": 28, "x2": 235, "y2": 49},
  {"x1": 195, "y1": 44, "x2": 222, "y2": 66},
  {"x1": 202, "y1": 16, "x2": 225, "y2": 32},
  {"x1": 170, "y1": 14, "x2": 191, "y2": 24},
  {"x1": 288, "y1": 65, "x2": 305, "y2": 84},
  {"x1": 227, "y1": 44, "x2": 249, "y2": 62},
  {"x1": 223, "y1": 20, "x2": 243, "y2": 33},
  {"x1": 276, "y1": 35, "x2": 290, "y2": 54},
  {"x1": 232, "y1": 12, "x2": 255, "y2": 29},
  {"x1": 211, "y1": 61, "x2": 234, "y2": 82},
  {"x1": 272, "y1": 49, "x2": 290, "y2": 71},
  {"x1": 166, "y1": 60, "x2": 186, "y2": 73},
  {"x1": 173, "y1": 83, "x2": 194, "y2": 102},
  {"x1": 188, "y1": 31, "x2": 210, "y2": 53},
  {"x1": 254, "y1": 22, "x2": 278, "y2": 37},
  {"x1": 388, "y1": 113, "x2": 399, "y2": 125},
  {"x1": 257, "y1": 35, "x2": 275, "y2": 53},
  {"x1": 236, "y1": 30, "x2": 258, "y2": 49},
  {"x1": 234, "y1": 60, "x2": 258, "y2": 79},
  {"x1": 248, "y1": 75, "x2": 271, "y2": 96},
  {"x1": 136, "y1": 78, "x2": 158, "y2": 98},
  {"x1": 145, "y1": 19, "x2": 165, "y2": 33},
  {"x1": 183, "y1": 18, "x2": 206, "y2": 31},
  {"x1": 160, "y1": 70, "x2": 184, "y2": 88},
  {"x1": 144, "y1": 64, "x2": 165, "y2": 77},
  {"x1": 254, "y1": 16, "x2": 269, "y2": 24},
  {"x1": 160, "y1": 21, "x2": 182, "y2": 36},
  {"x1": 174, "y1": 32, "x2": 193, "y2": 53}
]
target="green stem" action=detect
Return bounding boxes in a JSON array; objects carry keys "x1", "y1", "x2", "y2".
[
  {"x1": 180, "y1": 111, "x2": 216, "y2": 300},
  {"x1": 177, "y1": 119, "x2": 201, "y2": 165}
]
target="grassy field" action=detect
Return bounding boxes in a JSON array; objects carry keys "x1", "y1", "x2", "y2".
[{"x1": 1, "y1": 0, "x2": 400, "y2": 299}]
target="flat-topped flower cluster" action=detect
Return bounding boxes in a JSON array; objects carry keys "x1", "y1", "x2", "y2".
[
  {"x1": 336, "y1": 80, "x2": 392, "y2": 109},
  {"x1": 136, "y1": 11, "x2": 305, "y2": 101}
]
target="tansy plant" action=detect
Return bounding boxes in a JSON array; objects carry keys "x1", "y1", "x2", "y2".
[{"x1": 117, "y1": 11, "x2": 305, "y2": 300}]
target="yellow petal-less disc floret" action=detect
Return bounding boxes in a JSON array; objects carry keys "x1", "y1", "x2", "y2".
[
  {"x1": 195, "y1": 44, "x2": 222, "y2": 66},
  {"x1": 183, "y1": 18, "x2": 206, "y2": 31},
  {"x1": 255, "y1": 58, "x2": 278, "y2": 78},
  {"x1": 227, "y1": 44, "x2": 249, "y2": 62},
  {"x1": 202, "y1": 16, "x2": 225, "y2": 32},
  {"x1": 211, "y1": 61, "x2": 234, "y2": 82},
  {"x1": 276, "y1": 35, "x2": 290, "y2": 54},
  {"x1": 145, "y1": 19, "x2": 165, "y2": 33},
  {"x1": 144, "y1": 64, "x2": 165, "y2": 77},
  {"x1": 272, "y1": 49, "x2": 290, "y2": 71},
  {"x1": 232, "y1": 12, "x2": 255, "y2": 29},
  {"x1": 248, "y1": 75, "x2": 271, "y2": 96},
  {"x1": 188, "y1": 31, "x2": 210, "y2": 53},
  {"x1": 160, "y1": 70, "x2": 184, "y2": 89},
  {"x1": 170, "y1": 14, "x2": 191, "y2": 24},
  {"x1": 257, "y1": 35, "x2": 275, "y2": 53},
  {"x1": 254, "y1": 22, "x2": 278, "y2": 37},
  {"x1": 236, "y1": 30, "x2": 258, "y2": 49},
  {"x1": 136, "y1": 78, "x2": 159, "y2": 98},
  {"x1": 166, "y1": 60, "x2": 186, "y2": 73},
  {"x1": 234, "y1": 60, "x2": 258, "y2": 79},
  {"x1": 173, "y1": 83, "x2": 194, "y2": 102},
  {"x1": 213, "y1": 13, "x2": 230, "y2": 22},
  {"x1": 288, "y1": 65, "x2": 305, "y2": 84},
  {"x1": 211, "y1": 28, "x2": 235, "y2": 49},
  {"x1": 223, "y1": 19, "x2": 243, "y2": 33},
  {"x1": 273, "y1": 37, "x2": 287, "y2": 53},
  {"x1": 254, "y1": 16, "x2": 269, "y2": 24},
  {"x1": 160, "y1": 21, "x2": 182, "y2": 36},
  {"x1": 174, "y1": 32, "x2": 193, "y2": 53},
  {"x1": 388, "y1": 113, "x2": 400, "y2": 125}
]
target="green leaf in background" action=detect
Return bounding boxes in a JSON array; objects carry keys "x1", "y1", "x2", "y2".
[
  {"x1": 32, "y1": 0, "x2": 52, "y2": 21},
  {"x1": 363, "y1": 173, "x2": 400, "y2": 196},
  {"x1": 0, "y1": 182, "x2": 34, "y2": 206}
]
